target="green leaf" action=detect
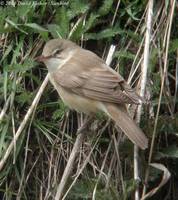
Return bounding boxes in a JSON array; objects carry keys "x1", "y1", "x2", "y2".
[
  {"x1": 16, "y1": 91, "x2": 33, "y2": 106},
  {"x1": 54, "y1": 7, "x2": 70, "y2": 38},
  {"x1": 169, "y1": 39, "x2": 178, "y2": 53},
  {"x1": 0, "y1": 7, "x2": 6, "y2": 32},
  {"x1": 34, "y1": 121, "x2": 55, "y2": 144},
  {"x1": 47, "y1": 24, "x2": 63, "y2": 38},
  {"x1": 114, "y1": 50, "x2": 135, "y2": 60},
  {"x1": 24, "y1": 23, "x2": 48, "y2": 39},
  {"x1": 98, "y1": 0, "x2": 113, "y2": 16},
  {"x1": 68, "y1": 0, "x2": 89, "y2": 19},
  {"x1": 126, "y1": 7, "x2": 140, "y2": 21},
  {"x1": 84, "y1": 13, "x2": 99, "y2": 31},
  {"x1": 16, "y1": 4, "x2": 33, "y2": 18},
  {"x1": 52, "y1": 101, "x2": 67, "y2": 120},
  {"x1": 24, "y1": 23, "x2": 47, "y2": 32},
  {"x1": 5, "y1": 59, "x2": 34, "y2": 73},
  {"x1": 126, "y1": 29, "x2": 141, "y2": 42},
  {"x1": 85, "y1": 27, "x2": 123, "y2": 40},
  {"x1": 5, "y1": 18, "x2": 28, "y2": 34},
  {"x1": 11, "y1": 37, "x2": 24, "y2": 64}
]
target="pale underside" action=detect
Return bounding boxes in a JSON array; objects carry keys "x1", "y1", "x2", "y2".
[{"x1": 49, "y1": 48, "x2": 141, "y2": 114}]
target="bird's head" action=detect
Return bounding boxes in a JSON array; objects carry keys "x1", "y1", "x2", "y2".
[{"x1": 35, "y1": 39, "x2": 78, "y2": 72}]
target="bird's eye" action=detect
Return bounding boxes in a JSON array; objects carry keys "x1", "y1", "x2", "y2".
[{"x1": 52, "y1": 48, "x2": 63, "y2": 56}]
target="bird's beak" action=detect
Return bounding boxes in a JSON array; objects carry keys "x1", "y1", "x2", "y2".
[{"x1": 34, "y1": 55, "x2": 49, "y2": 62}]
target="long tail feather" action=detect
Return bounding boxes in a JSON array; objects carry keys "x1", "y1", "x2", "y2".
[{"x1": 105, "y1": 104, "x2": 148, "y2": 150}]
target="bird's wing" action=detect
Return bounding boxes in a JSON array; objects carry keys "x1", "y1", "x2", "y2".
[{"x1": 51, "y1": 49, "x2": 141, "y2": 105}]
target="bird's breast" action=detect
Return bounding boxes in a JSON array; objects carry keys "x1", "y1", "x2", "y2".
[{"x1": 49, "y1": 74, "x2": 104, "y2": 114}]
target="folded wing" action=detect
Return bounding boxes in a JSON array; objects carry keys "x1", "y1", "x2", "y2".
[{"x1": 51, "y1": 49, "x2": 142, "y2": 105}]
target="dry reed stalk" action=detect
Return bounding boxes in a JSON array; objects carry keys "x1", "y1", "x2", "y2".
[
  {"x1": 134, "y1": 0, "x2": 154, "y2": 200},
  {"x1": 142, "y1": 0, "x2": 176, "y2": 197}
]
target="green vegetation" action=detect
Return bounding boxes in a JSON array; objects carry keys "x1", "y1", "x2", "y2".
[{"x1": 0, "y1": 0, "x2": 177, "y2": 199}]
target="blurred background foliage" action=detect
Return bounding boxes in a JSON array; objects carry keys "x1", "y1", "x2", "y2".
[{"x1": 0, "y1": 0, "x2": 178, "y2": 199}]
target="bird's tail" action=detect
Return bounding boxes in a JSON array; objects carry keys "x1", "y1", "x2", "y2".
[{"x1": 104, "y1": 104, "x2": 148, "y2": 150}]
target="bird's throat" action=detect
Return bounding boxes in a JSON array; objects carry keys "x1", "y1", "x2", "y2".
[{"x1": 45, "y1": 51, "x2": 75, "y2": 72}]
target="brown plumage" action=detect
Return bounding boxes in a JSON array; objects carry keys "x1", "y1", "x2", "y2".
[
  {"x1": 37, "y1": 39, "x2": 148, "y2": 149},
  {"x1": 51, "y1": 49, "x2": 142, "y2": 105}
]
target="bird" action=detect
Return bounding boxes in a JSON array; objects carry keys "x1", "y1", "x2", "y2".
[{"x1": 35, "y1": 39, "x2": 148, "y2": 150}]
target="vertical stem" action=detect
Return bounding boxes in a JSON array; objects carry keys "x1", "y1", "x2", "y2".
[
  {"x1": 55, "y1": 117, "x2": 93, "y2": 200},
  {"x1": 142, "y1": 0, "x2": 176, "y2": 197},
  {"x1": 135, "y1": 0, "x2": 153, "y2": 199},
  {"x1": 55, "y1": 133, "x2": 85, "y2": 200},
  {"x1": 134, "y1": 146, "x2": 140, "y2": 200}
]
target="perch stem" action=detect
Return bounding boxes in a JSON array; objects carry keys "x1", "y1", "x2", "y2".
[{"x1": 55, "y1": 116, "x2": 93, "y2": 200}]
